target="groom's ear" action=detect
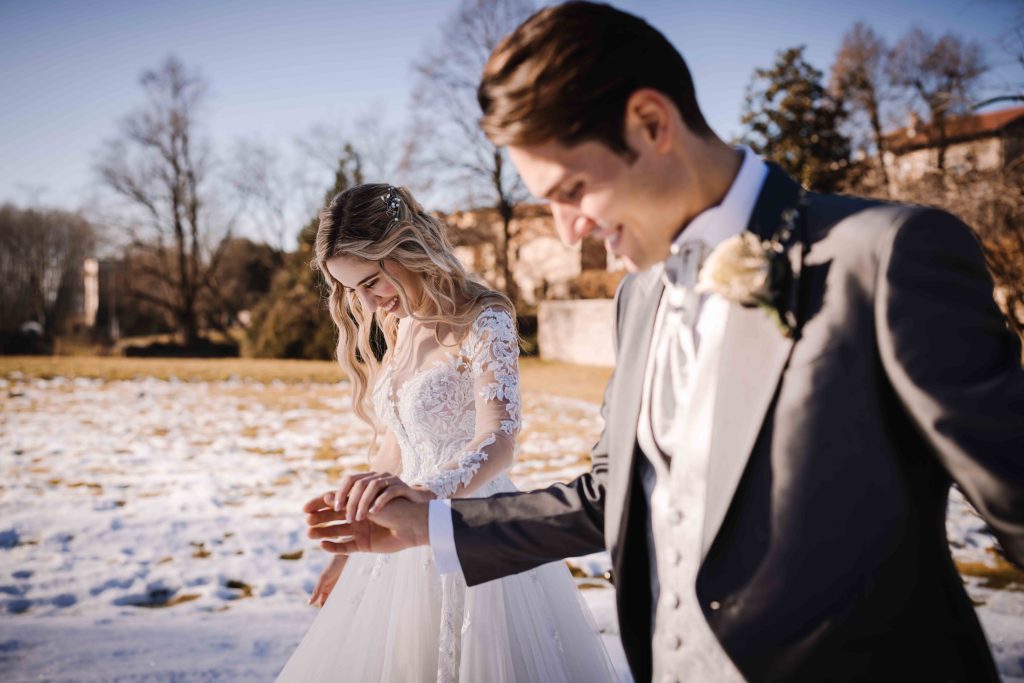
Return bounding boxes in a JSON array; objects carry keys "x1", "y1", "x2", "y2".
[{"x1": 624, "y1": 89, "x2": 675, "y2": 155}]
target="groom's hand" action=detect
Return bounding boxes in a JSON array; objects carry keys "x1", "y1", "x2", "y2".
[{"x1": 303, "y1": 492, "x2": 429, "y2": 555}]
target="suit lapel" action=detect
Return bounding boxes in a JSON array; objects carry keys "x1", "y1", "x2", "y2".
[
  {"x1": 701, "y1": 165, "x2": 806, "y2": 560},
  {"x1": 606, "y1": 269, "x2": 663, "y2": 553}
]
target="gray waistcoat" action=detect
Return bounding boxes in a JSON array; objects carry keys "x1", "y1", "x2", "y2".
[{"x1": 637, "y1": 293, "x2": 746, "y2": 683}]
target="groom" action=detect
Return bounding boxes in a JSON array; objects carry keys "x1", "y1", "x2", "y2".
[{"x1": 307, "y1": 3, "x2": 1024, "y2": 681}]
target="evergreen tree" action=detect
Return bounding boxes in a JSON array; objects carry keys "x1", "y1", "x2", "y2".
[{"x1": 740, "y1": 46, "x2": 853, "y2": 192}]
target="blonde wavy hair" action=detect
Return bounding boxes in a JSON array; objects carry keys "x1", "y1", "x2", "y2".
[{"x1": 314, "y1": 183, "x2": 514, "y2": 435}]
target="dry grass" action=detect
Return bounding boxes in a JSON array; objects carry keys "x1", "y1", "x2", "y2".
[
  {"x1": 956, "y1": 551, "x2": 1024, "y2": 592},
  {"x1": 519, "y1": 358, "x2": 612, "y2": 404},
  {"x1": 0, "y1": 356, "x2": 345, "y2": 384},
  {"x1": 1, "y1": 355, "x2": 614, "y2": 405}
]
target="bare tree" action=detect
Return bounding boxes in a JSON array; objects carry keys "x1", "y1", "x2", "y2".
[
  {"x1": 887, "y1": 28, "x2": 988, "y2": 171},
  {"x1": 976, "y1": 3, "x2": 1024, "y2": 109},
  {"x1": 831, "y1": 22, "x2": 892, "y2": 191},
  {"x1": 0, "y1": 205, "x2": 95, "y2": 336},
  {"x1": 96, "y1": 56, "x2": 231, "y2": 346},
  {"x1": 292, "y1": 112, "x2": 409, "y2": 222},
  {"x1": 1013, "y1": 6, "x2": 1024, "y2": 75},
  {"x1": 406, "y1": 0, "x2": 535, "y2": 303},
  {"x1": 351, "y1": 110, "x2": 410, "y2": 184},
  {"x1": 226, "y1": 139, "x2": 294, "y2": 252}
]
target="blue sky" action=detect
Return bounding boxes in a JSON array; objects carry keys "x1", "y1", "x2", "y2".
[{"x1": 1, "y1": 0, "x2": 1019, "y2": 215}]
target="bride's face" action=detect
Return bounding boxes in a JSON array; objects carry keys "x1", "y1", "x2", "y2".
[{"x1": 326, "y1": 255, "x2": 422, "y2": 319}]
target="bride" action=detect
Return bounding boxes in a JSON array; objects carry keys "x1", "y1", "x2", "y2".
[{"x1": 276, "y1": 183, "x2": 617, "y2": 682}]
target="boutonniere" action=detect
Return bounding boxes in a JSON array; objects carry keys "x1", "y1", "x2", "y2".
[{"x1": 695, "y1": 204, "x2": 803, "y2": 339}]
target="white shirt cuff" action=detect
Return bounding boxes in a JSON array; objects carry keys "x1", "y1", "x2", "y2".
[{"x1": 428, "y1": 499, "x2": 462, "y2": 576}]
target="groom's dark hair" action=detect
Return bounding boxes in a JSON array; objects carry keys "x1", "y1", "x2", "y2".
[{"x1": 478, "y1": 1, "x2": 712, "y2": 158}]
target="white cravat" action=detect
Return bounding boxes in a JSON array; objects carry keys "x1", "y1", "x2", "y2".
[
  {"x1": 635, "y1": 145, "x2": 768, "y2": 471},
  {"x1": 649, "y1": 239, "x2": 707, "y2": 457}
]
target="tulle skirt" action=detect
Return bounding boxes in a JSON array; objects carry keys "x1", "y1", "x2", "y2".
[{"x1": 275, "y1": 544, "x2": 617, "y2": 682}]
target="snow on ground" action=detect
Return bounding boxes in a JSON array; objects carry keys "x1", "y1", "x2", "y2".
[
  {"x1": 0, "y1": 375, "x2": 624, "y2": 681},
  {"x1": 0, "y1": 374, "x2": 1021, "y2": 681}
]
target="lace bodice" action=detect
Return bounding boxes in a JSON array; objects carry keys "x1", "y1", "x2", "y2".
[{"x1": 372, "y1": 307, "x2": 521, "y2": 499}]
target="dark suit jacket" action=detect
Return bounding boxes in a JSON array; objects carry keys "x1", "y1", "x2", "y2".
[{"x1": 449, "y1": 166, "x2": 1024, "y2": 682}]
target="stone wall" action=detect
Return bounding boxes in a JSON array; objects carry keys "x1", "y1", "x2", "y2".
[
  {"x1": 538, "y1": 299, "x2": 616, "y2": 367},
  {"x1": 441, "y1": 204, "x2": 615, "y2": 306}
]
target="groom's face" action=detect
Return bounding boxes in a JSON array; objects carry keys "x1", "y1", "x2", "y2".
[{"x1": 507, "y1": 108, "x2": 684, "y2": 270}]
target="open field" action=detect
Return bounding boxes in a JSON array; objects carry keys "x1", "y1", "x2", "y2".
[
  {"x1": 0, "y1": 355, "x2": 614, "y2": 404},
  {"x1": 0, "y1": 356, "x2": 1020, "y2": 681},
  {"x1": 0, "y1": 357, "x2": 622, "y2": 680}
]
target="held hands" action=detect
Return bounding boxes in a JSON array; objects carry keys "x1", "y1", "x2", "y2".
[
  {"x1": 327, "y1": 471, "x2": 435, "y2": 523},
  {"x1": 303, "y1": 471, "x2": 433, "y2": 556}
]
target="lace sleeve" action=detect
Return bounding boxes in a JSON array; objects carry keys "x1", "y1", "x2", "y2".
[{"x1": 416, "y1": 307, "x2": 521, "y2": 499}]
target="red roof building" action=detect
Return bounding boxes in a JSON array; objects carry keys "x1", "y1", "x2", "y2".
[{"x1": 882, "y1": 105, "x2": 1024, "y2": 185}]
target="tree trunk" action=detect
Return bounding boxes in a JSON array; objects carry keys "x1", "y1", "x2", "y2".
[
  {"x1": 492, "y1": 149, "x2": 520, "y2": 306},
  {"x1": 868, "y1": 105, "x2": 891, "y2": 194},
  {"x1": 181, "y1": 300, "x2": 200, "y2": 347},
  {"x1": 497, "y1": 200, "x2": 519, "y2": 306},
  {"x1": 933, "y1": 111, "x2": 948, "y2": 172}
]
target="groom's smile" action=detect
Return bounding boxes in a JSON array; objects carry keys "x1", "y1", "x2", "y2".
[
  {"x1": 505, "y1": 89, "x2": 736, "y2": 273},
  {"x1": 568, "y1": 214, "x2": 623, "y2": 253},
  {"x1": 508, "y1": 137, "x2": 670, "y2": 272}
]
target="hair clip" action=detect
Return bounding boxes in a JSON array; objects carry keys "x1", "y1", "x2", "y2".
[{"x1": 381, "y1": 188, "x2": 401, "y2": 222}]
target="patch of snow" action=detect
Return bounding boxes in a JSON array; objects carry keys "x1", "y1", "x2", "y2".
[{"x1": 1, "y1": 375, "x2": 1020, "y2": 681}]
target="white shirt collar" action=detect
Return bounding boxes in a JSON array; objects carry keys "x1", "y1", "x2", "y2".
[{"x1": 669, "y1": 146, "x2": 768, "y2": 254}]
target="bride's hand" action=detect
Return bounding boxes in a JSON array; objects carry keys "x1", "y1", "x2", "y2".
[
  {"x1": 327, "y1": 471, "x2": 434, "y2": 523},
  {"x1": 362, "y1": 478, "x2": 434, "y2": 520},
  {"x1": 304, "y1": 495, "x2": 430, "y2": 555},
  {"x1": 308, "y1": 554, "x2": 347, "y2": 607}
]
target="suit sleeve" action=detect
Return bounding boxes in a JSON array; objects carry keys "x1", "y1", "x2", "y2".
[
  {"x1": 449, "y1": 277, "x2": 633, "y2": 586},
  {"x1": 876, "y1": 208, "x2": 1024, "y2": 566}
]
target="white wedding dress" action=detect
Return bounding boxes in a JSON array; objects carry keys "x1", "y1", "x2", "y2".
[{"x1": 276, "y1": 308, "x2": 617, "y2": 682}]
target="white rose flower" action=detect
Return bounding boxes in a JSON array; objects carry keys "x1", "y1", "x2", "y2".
[{"x1": 696, "y1": 232, "x2": 773, "y2": 306}]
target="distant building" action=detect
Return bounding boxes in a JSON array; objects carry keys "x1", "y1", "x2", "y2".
[
  {"x1": 439, "y1": 203, "x2": 619, "y2": 306},
  {"x1": 882, "y1": 105, "x2": 1024, "y2": 188},
  {"x1": 82, "y1": 258, "x2": 123, "y2": 341}
]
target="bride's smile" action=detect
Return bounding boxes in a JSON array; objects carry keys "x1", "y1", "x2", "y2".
[{"x1": 325, "y1": 255, "x2": 422, "y2": 319}]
